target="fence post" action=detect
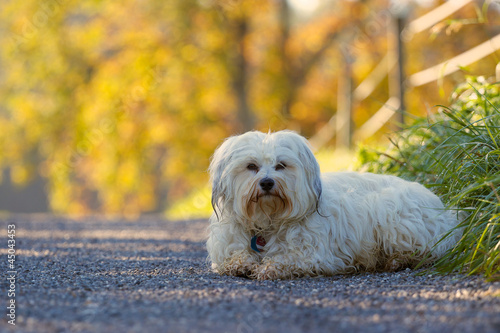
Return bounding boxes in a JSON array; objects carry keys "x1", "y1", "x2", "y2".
[
  {"x1": 392, "y1": 14, "x2": 406, "y2": 129},
  {"x1": 390, "y1": 1, "x2": 410, "y2": 130},
  {"x1": 336, "y1": 50, "x2": 353, "y2": 150}
]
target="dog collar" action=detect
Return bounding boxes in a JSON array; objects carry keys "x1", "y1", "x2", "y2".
[{"x1": 251, "y1": 235, "x2": 266, "y2": 253}]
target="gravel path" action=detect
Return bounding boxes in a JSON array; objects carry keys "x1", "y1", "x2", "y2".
[{"x1": 1, "y1": 215, "x2": 499, "y2": 333}]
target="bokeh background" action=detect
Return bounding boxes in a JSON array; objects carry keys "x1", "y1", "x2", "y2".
[{"x1": 0, "y1": 0, "x2": 499, "y2": 218}]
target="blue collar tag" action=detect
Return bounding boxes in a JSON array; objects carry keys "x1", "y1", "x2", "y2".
[{"x1": 251, "y1": 235, "x2": 266, "y2": 253}]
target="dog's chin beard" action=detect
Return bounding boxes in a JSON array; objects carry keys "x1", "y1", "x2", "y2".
[{"x1": 243, "y1": 184, "x2": 292, "y2": 229}]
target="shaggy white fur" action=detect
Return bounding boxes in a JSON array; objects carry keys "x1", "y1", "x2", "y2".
[{"x1": 206, "y1": 130, "x2": 460, "y2": 280}]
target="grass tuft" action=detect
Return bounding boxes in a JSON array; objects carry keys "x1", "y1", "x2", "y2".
[{"x1": 358, "y1": 76, "x2": 500, "y2": 281}]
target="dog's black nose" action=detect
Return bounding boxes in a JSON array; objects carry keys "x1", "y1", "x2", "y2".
[{"x1": 259, "y1": 178, "x2": 275, "y2": 192}]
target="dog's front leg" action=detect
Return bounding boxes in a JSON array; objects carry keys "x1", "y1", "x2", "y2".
[{"x1": 207, "y1": 216, "x2": 263, "y2": 277}]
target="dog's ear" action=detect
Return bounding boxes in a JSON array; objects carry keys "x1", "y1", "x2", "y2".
[
  {"x1": 296, "y1": 135, "x2": 322, "y2": 205},
  {"x1": 209, "y1": 135, "x2": 238, "y2": 219}
]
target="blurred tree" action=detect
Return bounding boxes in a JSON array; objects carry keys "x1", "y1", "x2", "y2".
[{"x1": 0, "y1": 0, "x2": 498, "y2": 215}]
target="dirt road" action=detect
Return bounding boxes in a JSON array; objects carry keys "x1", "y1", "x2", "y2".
[{"x1": 1, "y1": 215, "x2": 499, "y2": 332}]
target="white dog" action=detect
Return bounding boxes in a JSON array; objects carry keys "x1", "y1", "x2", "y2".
[{"x1": 206, "y1": 130, "x2": 459, "y2": 280}]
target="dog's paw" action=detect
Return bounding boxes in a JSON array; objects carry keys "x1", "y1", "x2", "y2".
[
  {"x1": 218, "y1": 252, "x2": 259, "y2": 277},
  {"x1": 233, "y1": 261, "x2": 258, "y2": 278},
  {"x1": 251, "y1": 260, "x2": 291, "y2": 280},
  {"x1": 252, "y1": 265, "x2": 279, "y2": 280}
]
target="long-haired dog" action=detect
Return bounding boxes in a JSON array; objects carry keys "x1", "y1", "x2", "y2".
[{"x1": 206, "y1": 130, "x2": 459, "y2": 280}]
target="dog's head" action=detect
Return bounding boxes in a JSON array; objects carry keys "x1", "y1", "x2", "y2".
[{"x1": 209, "y1": 130, "x2": 322, "y2": 228}]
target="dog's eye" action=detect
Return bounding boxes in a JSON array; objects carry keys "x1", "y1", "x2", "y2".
[
  {"x1": 275, "y1": 163, "x2": 286, "y2": 171},
  {"x1": 247, "y1": 163, "x2": 259, "y2": 172}
]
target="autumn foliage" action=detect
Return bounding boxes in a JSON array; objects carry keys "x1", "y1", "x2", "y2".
[{"x1": 0, "y1": 0, "x2": 498, "y2": 215}]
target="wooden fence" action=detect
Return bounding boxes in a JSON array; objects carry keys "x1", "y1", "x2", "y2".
[{"x1": 309, "y1": 0, "x2": 500, "y2": 151}]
